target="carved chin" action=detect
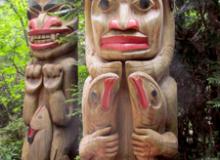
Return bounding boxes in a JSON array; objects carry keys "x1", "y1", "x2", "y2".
[
  {"x1": 98, "y1": 48, "x2": 158, "y2": 61},
  {"x1": 31, "y1": 42, "x2": 76, "y2": 59}
]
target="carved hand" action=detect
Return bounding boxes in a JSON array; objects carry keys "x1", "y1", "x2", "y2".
[
  {"x1": 86, "y1": 54, "x2": 122, "y2": 78},
  {"x1": 132, "y1": 128, "x2": 164, "y2": 158},
  {"x1": 25, "y1": 64, "x2": 43, "y2": 94},
  {"x1": 80, "y1": 127, "x2": 119, "y2": 160},
  {"x1": 43, "y1": 64, "x2": 63, "y2": 93},
  {"x1": 126, "y1": 61, "x2": 155, "y2": 80}
]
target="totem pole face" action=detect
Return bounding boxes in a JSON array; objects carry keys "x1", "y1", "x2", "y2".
[
  {"x1": 88, "y1": 0, "x2": 164, "y2": 60},
  {"x1": 28, "y1": 0, "x2": 77, "y2": 59}
]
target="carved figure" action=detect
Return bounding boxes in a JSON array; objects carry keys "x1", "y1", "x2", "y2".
[
  {"x1": 80, "y1": 0, "x2": 178, "y2": 159},
  {"x1": 22, "y1": 0, "x2": 79, "y2": 160}
]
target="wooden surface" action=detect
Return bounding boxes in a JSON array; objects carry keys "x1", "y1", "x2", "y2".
[{"x1": 80, "y1": 0, "x2": 178, "y2": 159}]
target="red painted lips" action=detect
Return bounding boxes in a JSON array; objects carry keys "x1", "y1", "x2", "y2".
[
  {"x1": 28, "y1": 29, "x2": 72, "y2": 50},
  {"x1": 101, "y1": 36, "x2": 149, "y2": 51}
]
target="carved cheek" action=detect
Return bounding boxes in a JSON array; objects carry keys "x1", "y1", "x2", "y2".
[
  {"x1": 91, "y1": 15, "x2": 108, "y2": 51},
  {"x1": 139, "y1": 10, "x2": 162, "y2": 40}
]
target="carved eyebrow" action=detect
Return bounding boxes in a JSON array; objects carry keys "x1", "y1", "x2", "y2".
[
  {"x1": 43, "y1": 3, "x2": 59, "y2": 11},
  {"x1": 31, "y1": 4, "x2": 42, "y2": 11}
]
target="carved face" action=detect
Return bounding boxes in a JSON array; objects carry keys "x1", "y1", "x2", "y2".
[
  {"x1": 28, "y1": 0, "x2": 77, "y2": 59},
  {"x1": 88, "y1": 0, "x2": 164, "y2": 60}
]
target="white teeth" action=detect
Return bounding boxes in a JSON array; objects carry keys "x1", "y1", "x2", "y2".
[
  {"x1": 30, "y1": 33, "x2": 64, "y2": 44},
  {"x1": 51, "y1": 34, "x2": 56, "y2": 40},
  {"x1": 30, "y1": 36, "x2": 34, "y2": 43},
  {"x1": 56, "y1": 33, "x2": 60, "y2": 38}
]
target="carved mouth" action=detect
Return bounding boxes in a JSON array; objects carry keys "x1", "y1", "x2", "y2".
[
  {"x1": 28, "y1": 29, "x2": 72, "y2": 50},
  {"x1": 101, "y1": 36, "x2": 149, "y2": 52}
]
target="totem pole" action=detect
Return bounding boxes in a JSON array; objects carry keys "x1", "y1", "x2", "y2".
[
  {"x1": 22, "y1": 0, "x2": 79, "y2": 160},
  {"x1": 80, "y1": 0, "x2": 178, "y2": 160}
]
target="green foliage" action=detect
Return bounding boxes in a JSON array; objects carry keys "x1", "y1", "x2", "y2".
[
  {"x1": 0, "y1": 0, "x2": 28, "y2": 159},
  {"x1": 0, "y1": 0, "x2": 29, "y2": 120},
  {"x1": 207, "y1": 61, "x2": 220, "y2": 108},
  {"x1": 0, "y1": 118, "x2": 25, "y2": 160},
  {"x1": 176, "y1": 0, "x2": 220, "y2": 159}
]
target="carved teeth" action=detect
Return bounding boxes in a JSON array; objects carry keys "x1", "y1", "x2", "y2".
[
  {"x1": 56, "y1": 33, "x2": 60, "y2": 38},
  {"x1": 51, "y1": 34, "x2": 56, "y2": 40},
  {"x1": 30, "y1": 33, "x2": 65, "y2": 44}
]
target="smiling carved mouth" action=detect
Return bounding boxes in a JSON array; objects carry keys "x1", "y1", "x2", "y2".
[
  {"x1": 101, "y1": 36, "x2": 149, "y2": 52},
  {"x1": 28, "y1": 29, "x2": 72, "y2": 50}
]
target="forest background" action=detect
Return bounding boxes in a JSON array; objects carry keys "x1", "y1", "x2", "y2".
[{"x1": 0, "y1": 0, "x2": 219, "y2": 159}]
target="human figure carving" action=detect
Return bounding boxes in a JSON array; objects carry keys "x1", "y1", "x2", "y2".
[
  {"x1": 80, "y1": 0, "x2": 178, "y2": 159},
  {"x1": 22, "y1": 0, "x2": 79, "y2": 159}
]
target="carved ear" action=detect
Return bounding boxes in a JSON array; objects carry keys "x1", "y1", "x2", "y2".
[
  {"x1": 160, "y1": 0, "x2": 175, "y2": 55},
  {"x1": 84, "y1": 0, "x2": 94, "y2": 56}
]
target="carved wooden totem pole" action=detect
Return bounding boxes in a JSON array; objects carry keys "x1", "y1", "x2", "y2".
[
  {"x1": 80, "y1": 0, "x2": 178, "y2": 159},
  {"x1": 22, "y1": 0, "x2": 79, "y2": 160}
]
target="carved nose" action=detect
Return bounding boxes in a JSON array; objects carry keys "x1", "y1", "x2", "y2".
[
  {"x1": 28, "y1": 16, "x2": 62, "y2": 30},
  {"x1": 109, "y1": 19, "x2": 139, "y2": 30},
  {"x1": 42, "y1": 16, "x2": 62, "y2": 29}
]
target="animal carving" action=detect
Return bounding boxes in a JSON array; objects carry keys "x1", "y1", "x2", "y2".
[
  {"x1": 22, "y1": 0, "x2": 79, "y2": 160},
  {"x1": 80, "y1": 0, "x2": 178, "y2": 159},
  {"x1": 22, "y1": 106, "x2": 52, "y2": 160}
]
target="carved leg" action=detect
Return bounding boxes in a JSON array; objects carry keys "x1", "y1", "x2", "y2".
[
  {"x1": 23, "y1": 64, "x2": 42, "y2": 125},
  {"x1": 127, "y1": 72, "x2": 167, "y2": 159},
  {"x1": 50, "y1": 121, "x2": 79, "y2": 160},
  {"x1": 80, "y1": 73, "x2": 120, "y2": 160},
  {"x1": 43, "y1": 64, "x2": 79, "y2": 160},
  {"x1": 21, "y1": 139, "x2": 30, "y2": 160},
  {"x1": 159, "y1": 76, "x2": 178, "y2": 157}
]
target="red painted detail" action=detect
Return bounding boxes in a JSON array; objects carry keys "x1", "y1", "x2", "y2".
[
  {"x1": 27, "y1": 127, "x2": 38, "y2": 144},
  {"x1": 28, "y1": 28, "x2": 72, "y2": 36},
  {"x1": 28, "y1": 28, "x2": 71, "y2": 50},
  {"x1": 109, "y1": 19, "x2": 139, "y2": 30},
  {"x1": 127, "y1": 19, "x2": 139, "y2": 30},
  {"x1": 28, "y1": 16, "x2": 62, "y2": 30},
  {"x1": 28, "y1": 18, "x2": 38, "y2": 30},
  {"x1": 109, "y1": 19, "x2": 121, "y2": 30},
  {"x1": 30, "y1": 42, "x2": 59, "y2": 50},
  {"x1": 101, "y1": 36, "x2": 149, "y2": 51},
  {"x1": 101, "y1": 77, "x2": 118, "y2": 111},
  {"x1": 130, "y1": 76, "x2": 149, "y2": 109},
  {"x1": 42, "y1": 16, "x2": 62, "y2": 29}
]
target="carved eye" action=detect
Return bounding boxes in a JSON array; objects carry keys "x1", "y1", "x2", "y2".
[
  {"x1": 27, "y1": 8, "x2": 40, "y2": 20},
  {"x1": 99, "y1": 0, "x2": 110, "y2": 11},
  {"x1": 58, "y1": 5, "x2": 72, "y2": 16},
  {"x1": 151, "y1": 90, "x2": 157, "y2": 97},
  {"x1": 89, "y1": 90, "x2": 100, "y2": 107},
  {"x1": 134, "y1": 0, "x2": 154, "y2": 12},
  {"x1": 150, "y1": 89, "x2": 160, "y2": 108}
]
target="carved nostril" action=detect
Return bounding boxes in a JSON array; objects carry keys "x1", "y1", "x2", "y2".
[
  {"x1": 109, "y1": 19, "x2": 139, "y2": 30},
  {"x1": 127, "y1": 19, "x2": 139, "y2": 30},
  {"x1": 109, "y1": 19, "x2": 121, "y2": 30}
]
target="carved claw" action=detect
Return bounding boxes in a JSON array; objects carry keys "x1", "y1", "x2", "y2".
[
  {"x1": 43, "y1": 64, "x2": 63, "y2": 92},
  {"x1": 132, "y1": 128, "x2": 164, "y2": 158},
  {"x1": 80, "y1": 127, "x2": 119, "y2": 160},
  {"x1": 25, "y1": 64, "x2": 43, "y2": 94}
]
